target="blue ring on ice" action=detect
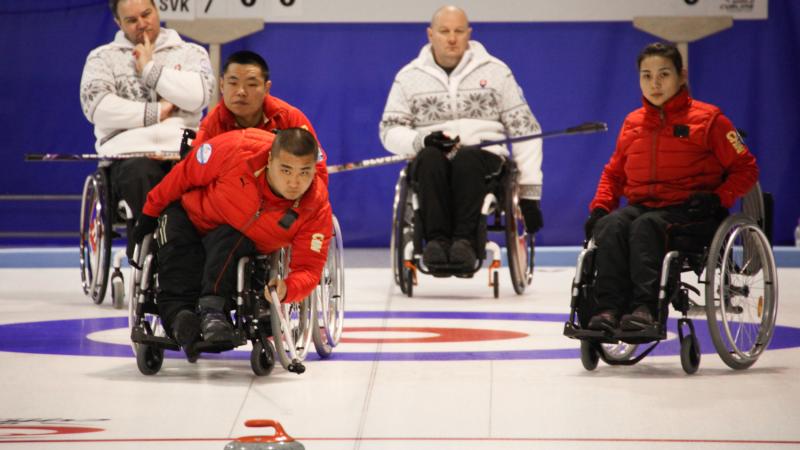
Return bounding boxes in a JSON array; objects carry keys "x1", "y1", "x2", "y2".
[{"x1": 0, "y1": 311, "x2": 798, "y2": 361}]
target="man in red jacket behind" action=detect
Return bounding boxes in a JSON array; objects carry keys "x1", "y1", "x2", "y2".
[
  {"x1": 133, "y1": 127, "x2": 331, "y2": 360},
  {"x1": 192, "y1": 50, "x2": 318, "y2": 147}
]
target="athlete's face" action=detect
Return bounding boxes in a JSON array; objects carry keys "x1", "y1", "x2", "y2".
[
  {"x1": 639, "y1": 55, "x2": 686, "y2": 107},
  {"x1": 114, "y1": 0, "x2": 160, "y2": 45},
  {"x1": 266, "y1": 150, "x2": 316, "y2": 201},
  {"x1": 221, "y1": 63, "x2": 271, "y2": 126},
  {"x1": 427, "y1": 8, "x2": 471, "y2": 70}
]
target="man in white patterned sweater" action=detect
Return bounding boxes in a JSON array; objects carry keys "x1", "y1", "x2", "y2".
[
  {"x1": 380, "y1": 5, "x2": 544, "y2": 269},
  {"x1": 80, "y1": 0, "x2": 213, "y2": 254}
]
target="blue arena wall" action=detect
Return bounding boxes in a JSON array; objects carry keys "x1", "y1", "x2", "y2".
[{"x1": 1, "y1": 1, "x2": 798, "y2": 247}]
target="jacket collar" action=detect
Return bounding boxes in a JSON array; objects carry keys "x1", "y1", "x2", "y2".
[
  {"x1": 219, "y1": 95, "x2": 286, "y2": 129},
  {"x1": 642, "y1": 87, "x2": 692, "y2": 117},
  {"x1": 413, "y1": 40, "x2": 490, "y2": 79},
  {"x1": 111, "y1": 27, "x2": 183, "y2": 50}
]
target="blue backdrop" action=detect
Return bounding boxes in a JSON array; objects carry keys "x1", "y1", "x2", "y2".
[{"x1": 1, "y1": 1, "x2": 798, "y2": 247}]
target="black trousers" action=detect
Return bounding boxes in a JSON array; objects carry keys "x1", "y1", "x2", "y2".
[
  {"x1": 592, "y1": 204, "x2": 720, "y2": 316},
  {"x1": 109, "y1": 158, "x2": 170, "y2": 255},
  {"x1": 155, "y1": 202, "x2": 256, "y2": 329},
  {"x1": 410, "y1": 146, "x2": 503, "y2": 247}
]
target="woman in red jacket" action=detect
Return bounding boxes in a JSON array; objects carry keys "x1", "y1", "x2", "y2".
[{"x1": 583, "y1": 42, "x2": 758, "y2": 333}]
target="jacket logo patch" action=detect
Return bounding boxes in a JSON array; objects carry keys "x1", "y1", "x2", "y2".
[
  {"x1": 479, "y1": 79, "x2": 487, "y2": 88},
  {"x1": 196, "y1": 143, "x2": 212, "y2": 164},
  {"x1": 310, "y1": 233, "x2": 324, "y2": 253},
  {"x1": 725, "y1": 130, "x2": 746, "y2": 154}
]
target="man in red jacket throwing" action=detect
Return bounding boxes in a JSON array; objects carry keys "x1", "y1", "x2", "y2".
[{"x1": 133, "y1": 127, "x2": 331, "y2": 360}]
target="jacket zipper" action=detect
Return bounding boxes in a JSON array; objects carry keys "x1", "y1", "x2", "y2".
[
  {"x1": 240, "y1": 196, "x2": 265, "y2": 233},
  {"x1": 649, "y1": 109, "x2": 665, "y2": 198}
]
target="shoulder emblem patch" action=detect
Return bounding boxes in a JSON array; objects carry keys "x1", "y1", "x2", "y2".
[
  {"x1": 725, "y1": 130, "x2": 746, "y2": 154},
  {"x1": 196, "y1": 143, "x2": 212, "y2": 164},
  {"x1": 310, "y1": 233, "x2": 324, "y2": 253}
]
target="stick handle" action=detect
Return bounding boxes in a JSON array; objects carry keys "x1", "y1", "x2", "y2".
[{"x1": 24, "y1": 152, "x2": 181, "y2": 162}]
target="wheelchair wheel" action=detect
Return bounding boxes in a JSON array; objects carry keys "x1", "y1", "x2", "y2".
[
  {"x1": 601, "y1": 342, "x2": 638, "y2": 362},
  {"x1": 136, "y1": 343, "x2": 164, "y2": 375},
  {"x1": 270, "y1": 295, "x2": 313, "y2": 373},
  {"x1": 79, "y1": 171, "x2": 112, "y2": 305},
  {"x1": 503, "y1": 178, "x2": 534, "y2": 295},
  {"x1": 251, "y1": 337, "x2": 276, "y2": 376},
  {"x1": 705, "y1": 214, "x2": 778, "y2": 370},
  {"x1": 580, "y1": 340, "x2": 599, "y2": 371},
  {"x1": 128, "y1": 236, "x2": 167, "y2": 359},
  {"x1": 312, "y1": 216, "x2": 345, "y2": 358},
  {"x1": 111, "y1": 269, "x2": 125, "y2": 310},
  {"x1": 391, "y1": 168, "x2": 415, "y2": 293},
  {"x1": 680, "y1": 334, "x2": 701, "y2": 374}
]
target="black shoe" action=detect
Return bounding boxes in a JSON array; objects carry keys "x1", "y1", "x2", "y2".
[
  {"x1": 172, "y1": 309, "x2": 201, "y2": 363},
  {"x1": 448, "y1": 239, "x2": 476, "y2": 269},
  {"x1": 587, "y1": 310, "x2": 618, "y2": 333},
  {"x1": 423, "y1": 239, "x2": 449, "y2": 266},
  {"x1": 200, "y1": 310, "x2": 234, "y2": 343},
  {"x1": 620, "y1": 305, "x2": 654, "y2": 331}
]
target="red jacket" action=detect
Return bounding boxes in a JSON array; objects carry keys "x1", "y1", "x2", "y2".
[
  {"x1": 143, "y1": 128, "x2": 332, "y2": 303},
  {"x1": 590, "y1": 88, "x2": 758, "y2": 212},
  {"x1": 193, "y1": 95, "x2": 318, "y2": 147}
]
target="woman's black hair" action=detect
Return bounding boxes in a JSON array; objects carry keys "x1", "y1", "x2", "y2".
[{"x1": 637, "y1": 42, "x2": 683, "y2": 73}]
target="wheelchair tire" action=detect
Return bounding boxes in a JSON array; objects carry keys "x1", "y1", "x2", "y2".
[
  {"x1": 601, "y1": 342, "x2": 638, "y2": 362},
  {"x1": 270, "y1": 295, "x2": 313, "y2": 372},
  {"x1": 680, "y1": 334, "x2": 700, "y2": 375},
  {"x1": 251, "y1": 338, "x2": 276, "y2": 376},
  {"x1": 404, "y1": 266, "x2": 414, "y2": 298},
  {"x1": 704, "y1": 214, "x2": 778, "y2": 370},
  {"x1": 135, "y1": 343, "x2": 164, "y2": 375},
  {"x1": 503, "y1": 175, "x2": 534, "y2": 295},
  {"x1": 111, "y1": 271, "x2": 125, "y2": 310},
  {"x1": 313, "y1": 216, "x2": 345, "y2": 358},
  {"x1": 391, "y1": 168, "x2": 412, "y2": 289},
  {"x1": 79, "y1": 171, "x2": 112, "y2": 305},
  {"x1": 580, "y1": 340, "x2": 599, "y2": 371}
]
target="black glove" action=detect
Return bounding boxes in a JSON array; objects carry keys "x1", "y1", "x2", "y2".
[
  {"x1": 684, "y1": 192, "x2": 722, "y2": 221},
  {"x1": 519, "y1": 199, "x2": 543, "y2": 233},
  {"x1": 583, "y1": 208, "x2": 608, "y2": 241},
  {"x1": 424, "y1": 131, "x2": 460, "y2": 152},
  {"x1": 127, "y1": 213, "x2": 159, "y2": 260}
]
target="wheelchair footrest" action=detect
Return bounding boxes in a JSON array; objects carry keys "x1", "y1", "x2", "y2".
[
  {"x1": 425, "y1": 262, "x2": 480, "y2": 277},
  {"x1": 563, "y1": 322, "x2": 614, "y2": 342},
  {"x1": 194, "y1": 331, "x2": 247, "y2": 354},
  {"x1": 615, "y1": 324, "x2": 667, "y2": 344},
  {"x1": 131, "y1": 327, "x2": 180, "y2": 351}
]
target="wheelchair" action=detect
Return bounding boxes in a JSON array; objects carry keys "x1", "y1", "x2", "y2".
[
  {"x1": 79, "y1": 130, "x2": 195, "y2": 309},
  {"x1": 563, "y1": 183, "x2": 778, "y2": 374},
  {"x1": 390, "y1": 158, "x2": 534, "y2": 298},
  {"x1": 127, "y1": 215, "x2": 346, "y2": 376}
]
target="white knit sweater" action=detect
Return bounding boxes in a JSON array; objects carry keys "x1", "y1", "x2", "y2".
[
  {"x1": 380, "y1": 41, "x2": 543, "y2": 198},
  {"x1": 80, "y1": 28, "x2": 214, "y2": 156}
]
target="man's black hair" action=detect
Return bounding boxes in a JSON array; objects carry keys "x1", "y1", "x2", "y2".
[
  {"x1": 271, "y1": 128, "x2": 318, "y2": 160},
  {"x1": 222, "y1": 50, "x2": 270, "y2": 81},
  {"x1": 109, "y1": 0, "x2": 156, "y2": 19}
]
